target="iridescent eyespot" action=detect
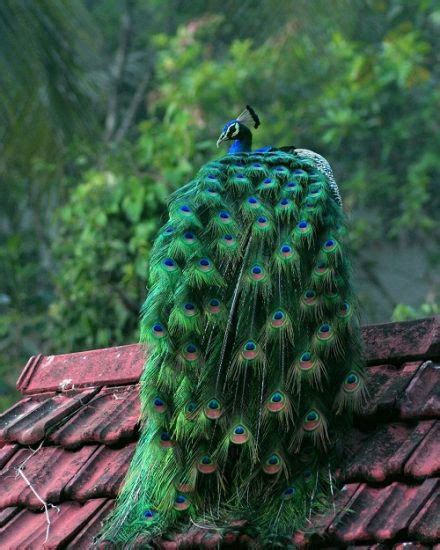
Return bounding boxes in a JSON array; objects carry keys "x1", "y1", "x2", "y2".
[
  {"x1": 184, "y1": 231, "x2": 195, "y2": 242},
  {"x1": 180, "y1": 205, "x2": 191, "y2": 213},
  {"x1": 197, "y1": 455, "x2": 217, "y2": 474},
  {"x1": 266, "y1": 390, "x2": 286, "y2": 412},
  {"x1": 302, "y1": 289, "x2": 317, "y2": 305},
  {"x1": 279, "y1": 244, "x2": 294, "y2": 259},
  {"x1": 256, "y1": 216, "x2": 269, "y2": 228},
  {"x1": 163, "y1": 258, "x2": 177, "y2": 271},
  {"x1": 183, "y1": 343, "x2": 199, "y2": 361},
  {"x1": 164, "y1": 226, "x2": 174, "y2": 234},
  {"x1": 279, "y1": 198, "x2": 289, "y2": 206},
  {"x1": 343, "y1": 372, "x2": 360, "y2": 392},
  {"x1": 174, "y1": 494, "x2": 191, "y2": 511},
  {"x1": 230, "y1": 424, "x2": 249, "y2": 444},
  {"x1": 286, "y1": 182, "x2": 297, "y2": 188},
  {"x1": 263, "y1": 453, "x2": 282, "y2": 474},
  {"x1": 143, "y1": 509, "x2": 156, "y2": 520},
  {"x1": 325, "y1": 239, "x2": 336, "y2": 250},
  {"x1": 198, "y1": 258, "x2": 213, "y2": 272},
  {"x1": 299, "y1": 352, "x2": 313, "y2": 370},
  {"x1": 303, "y1": 410, "x2": 321, "y2": 431},
  {"x1": 207, "y1": 174, "x2": 217, "y2": 179},
  {"x1": 294, "y1": 219, "x2": 314, "y2": 238},
  {"x1": 263, "y1": 178, "x2": 272, "y2": 185},
  {"x1": 317, "y1": 323, "x2": 332, "y2": 340},
  {"x1": 204, "y1": 398, "x2": 222, "y2": 419},
  {"x1": 315, "y1": 260, "x2": 328, "y2": 273},
  {"x1": 337, "y1": 302, "x2": 351, "y2": 318},
  {"x1": 207, "y1": 298, "x2": 221, "y2": 314},
  {"x1": 219, "y1": 210, "x2": 230, "y2": 220},
  {"x1": 222, "y1": 234, "x2": 236, "y2": 246},
  {"x1": 242, "y1": 340, "x2": 258, "y2": 360},
  {"x1": 248, "y1": 196, "x2": 258, "y2": 205},
  {"x1": 250, "y1": 264, "x2": 265, "y2": 281},
  {"x1": 153, "y1": 397, "x2": 167, "y2": 413},
  {"x1": 271, "y1": 310, "x2": 286, "y2": 328},
  {"x1": 159, "y1": 431, "x2": 174, "y2": 448},
  {"x1": 152, "y1": 323, "x2": 165, "y2": 338},
  {"x1": 183, "y1": 302, "x2": 197, "y2": 316}
]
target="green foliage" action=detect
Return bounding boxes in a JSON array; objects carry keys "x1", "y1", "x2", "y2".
[
  {"x1": 50, "y1": 169, "x2": 167, "y2": 350},
  {"x1": 392, "y1": 301, "x2": 439, "y2": 322}
]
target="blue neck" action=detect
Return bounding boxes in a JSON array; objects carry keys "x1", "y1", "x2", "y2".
[{"x1": 228, "y1": 128, "x2": 252, "y2": 153}]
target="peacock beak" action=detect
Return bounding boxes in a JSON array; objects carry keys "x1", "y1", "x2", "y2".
[{"x1": 216, "y1": 132, "x2": 226, "y2": 147}]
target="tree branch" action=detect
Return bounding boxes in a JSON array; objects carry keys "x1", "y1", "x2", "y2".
[
  {"x1": 103, "y1": 0, "x2": 134, "y2": 142},
  {"x1": 113, "y1": 61, "x2": 153, "y2": 145}
]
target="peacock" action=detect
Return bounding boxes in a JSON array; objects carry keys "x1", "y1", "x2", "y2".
[{"x1": 101, "y1": 106, "x2": 366, "y2": 547}]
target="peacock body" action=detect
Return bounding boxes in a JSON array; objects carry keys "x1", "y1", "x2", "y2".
[{"x1": 101, "y1": 107, "x2": 366, "y2": 547}]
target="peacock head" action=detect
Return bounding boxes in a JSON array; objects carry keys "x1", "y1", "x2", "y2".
[{"x1": 216, "y1": 105, "x2": 260, "y2": 148}]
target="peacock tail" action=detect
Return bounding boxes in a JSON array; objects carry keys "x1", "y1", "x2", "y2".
[{"x1": 101, "y1": 145, "x2": 366, "y2": 546}]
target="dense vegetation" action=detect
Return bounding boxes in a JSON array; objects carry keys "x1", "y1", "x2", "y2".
[{"x1": 0, "y1": 0, "x2": 438, "y2": 409}]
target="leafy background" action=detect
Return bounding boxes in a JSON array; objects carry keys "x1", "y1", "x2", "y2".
[{"x1": 0, "y1": 0, "x2": 439, "y2": 410}]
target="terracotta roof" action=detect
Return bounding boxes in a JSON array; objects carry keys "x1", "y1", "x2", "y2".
[{"x1": 0, "y1": 317, "x2": 439, "y2": 549}]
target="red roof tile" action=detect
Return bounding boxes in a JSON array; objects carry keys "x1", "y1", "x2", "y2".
[
  {"x1": 404, "y1": 421, "x2": 440, "y2": 479},
  {"x1": 362, "y1": 317, "x2": 440, "y2": 365},
  {"x1": 0, "y1": 443, "x2": 19, "y2": 468},
  {"x1": 345, "y1": 420, "x2": 436, "y2": 482},
  {"x1": 49, "y1": 385, "x2": 140, "y2": 449},
  {"x1": 67, "y1": 500, "x2": 115, "y2": 549},
  {"x1": 0, "y1": 316, "x2": 438, "y2": 548},
  {"x1": 0, "y1": 445, "x2": 98, "y2": 509},
  {"x1": 0, "y1": 389, "x2": 98, "y2": 446},
  {"x1": 328, "y1": 479, "x2": 438, "y2": 543},
  {"x1": 400, "y1": 360, "x2": 440, "y2": 418},
  {"x1": 64, "y1": 442, "x2": 135, "y2": 502},
  {"x1": 0, "y1": 499, "x2": 107, "y2": 549},
  {"x1": 363, "y1": 361, "x2": 421, "y2": 418},
  {"x1": 17, "y1": 344, "x2": 145, "y2": 395},
  {"x1": 409, "y1": 486, "x2": 440, "y2": 542}
]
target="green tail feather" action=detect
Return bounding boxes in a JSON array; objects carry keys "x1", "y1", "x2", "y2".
[{"x1": 100, "y1": 149, "x2": 365, "y2": 546}]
